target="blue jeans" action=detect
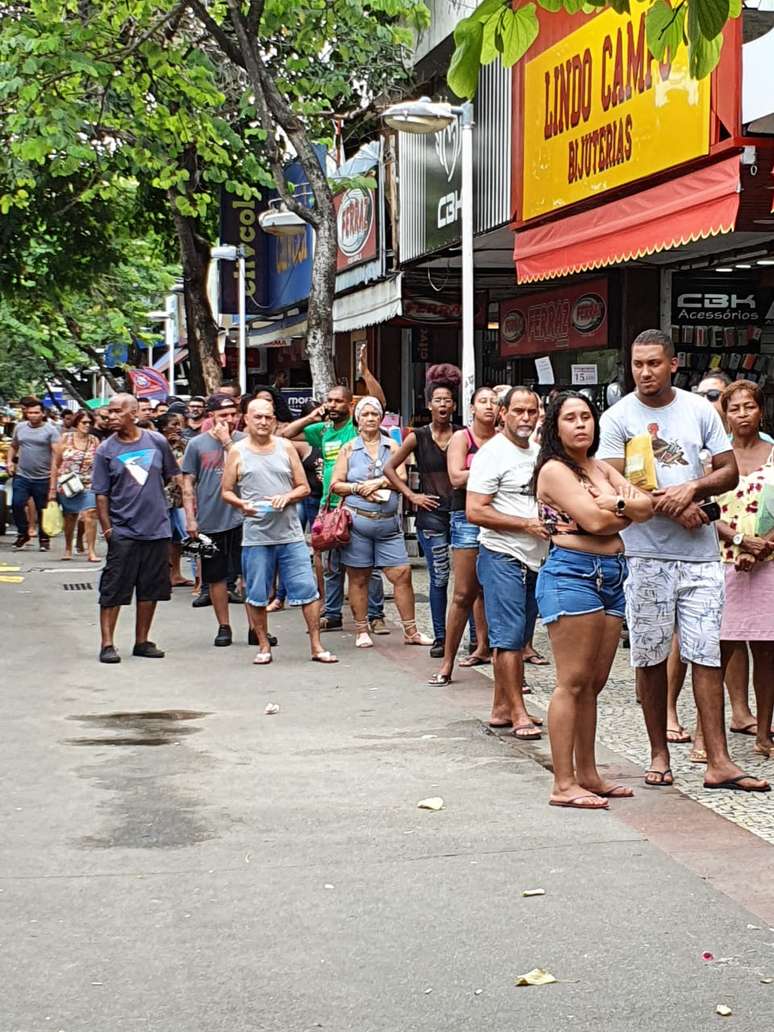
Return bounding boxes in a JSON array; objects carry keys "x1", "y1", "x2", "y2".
[
  {"x1": 12, "y1": 475, "x2": 50, "y2": 542},
  {"x1": 417, "y1": 525, "x2": 477, "y2": 644},
  {"x1": 243, "y1": 540, "x2": 319, "y2": 608},
  {"x1": 477, "y1": 545, "x2": 538, "y2": 651},
  {"x1": 537, "y1": 546, "x2": 627, "y2": 627},
  {"x1": 324, "y1": 548, "x2": 384, "y2": 622}
]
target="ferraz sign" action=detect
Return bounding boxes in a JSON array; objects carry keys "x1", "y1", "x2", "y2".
[
  {"x1": 335, "y1": 186, "x2": 378, "y2": 271},
  {"x1": 672, "y1": 277, "x2": 772, "y2": 326},
  {"x1": 500, "y1": 278, "x2": 608, "y2": 357},
  {"x1": 521, "y1": 0, "x2": 710, "y2": 221}
]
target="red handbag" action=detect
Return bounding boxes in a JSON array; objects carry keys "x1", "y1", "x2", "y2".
[{"x1": 311, "y1": 502, "x2": 352, "y2": 551}]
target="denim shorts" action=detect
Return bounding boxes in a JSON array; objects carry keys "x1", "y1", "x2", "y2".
[
  {"x1": 242, "y1": 540, "x2": 319, "y2": 608},
  {"x1": 536, "y1": 546, "x2": 628, "y2": 625},
  {"x1": 58, "y1": 489, "x2": 96, "y2": 514},
  {"x1": 340, "y1": 510, "x2": 408, "y2": 569},
  {"x1": 450, "y1": 509, "x2": 480, "y2": 550},
  {"x1": 477, "y1": 545, "x2": 538, "y2": 651}
]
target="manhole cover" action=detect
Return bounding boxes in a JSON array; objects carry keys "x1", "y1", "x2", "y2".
[{"x1": 63, "y1": 583, "x2": 93, "y2": 591}]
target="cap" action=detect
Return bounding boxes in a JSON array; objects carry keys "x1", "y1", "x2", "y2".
[{"x1": 206, "y1": 393, "x2": 238, "y2": 413}]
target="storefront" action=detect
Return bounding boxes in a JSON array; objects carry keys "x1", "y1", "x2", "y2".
[{"x1": 507, "y1": 1, "x2": 774, "y2": 406}]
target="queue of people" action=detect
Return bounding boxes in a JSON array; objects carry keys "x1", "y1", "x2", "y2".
[{"x1": 6, "y1": 330, "x2": 773, "y2": 808}]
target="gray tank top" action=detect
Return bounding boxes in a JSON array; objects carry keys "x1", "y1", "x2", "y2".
[{"x1": 236, "y1": 437, "x2": 304, "y2": 545}]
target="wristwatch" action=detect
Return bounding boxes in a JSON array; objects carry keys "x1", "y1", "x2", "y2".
[
  {"x1": 732, "y1": 532, "x2": 744, "y2": 546},
  {"x1": 615, "y1": 495, "x2": 626, "y2": 517}
]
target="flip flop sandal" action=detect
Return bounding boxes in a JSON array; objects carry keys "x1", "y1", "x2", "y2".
[
  {"x1": 428, "y1": 673, "x2": 453, "y2": 686},
  {"x1": 549, "y1": 794, "x2": 609, "y2": 810},
  {"x1": 524, "y1": 653, "x2": 549, "y2": 665},
  {"x1": 512, "y1": 724, "x2": 541, "y2": 741},
  {"x1": 666, "y1": 727, "x2": 692, "y2": 744},
  {"x1": 595, "y1": 785, "x2": 635, "y2": 798},
  {"x1": 487, "y1": 720, "x2": 512, "y2": 729},
  {"x1": 729, "y1": 723, "x2": 757, "y2": 736},
  {"x1": 253, "y1": 652, "x2": 273, "y2": 665},
  {"x1": 644, "y1": 768, "x2": 673, "y2": 787},
  {"x1": 753, "y1": 743, "x2": 774, "y2": 758},
  {"x1": 704, "y1": 774, "x2": 771, "y2": 793},
  {"x1": 458, "y1": 655, "x2": 492, "y2": 667},
  {"x1": 355, "y1": 634, "x2": 374, "y2": 649},
  {"x1": 312, "y1": 651, "x2": 338, "y2": 664},
  {"x1": 689, "y1": 749, "x2": 707, "y2": 764}
]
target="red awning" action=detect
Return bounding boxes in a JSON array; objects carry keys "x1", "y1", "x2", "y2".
[{"x1": 514, "y1": 155, "x2": 741, "y2": 284}]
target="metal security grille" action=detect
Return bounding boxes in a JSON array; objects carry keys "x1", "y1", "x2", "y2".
[{"x1": 63, "y1": 583, "x2": 93, "y2": 591}]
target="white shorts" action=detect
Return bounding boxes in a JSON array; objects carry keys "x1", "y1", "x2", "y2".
[{"x1": 624, "y1": 558, "x2": 725, "y2": 669}]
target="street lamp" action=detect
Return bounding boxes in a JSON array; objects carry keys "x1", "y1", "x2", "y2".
[
  {"x1": 212, "y1": 244, "x2": 247, "y2": 395},
  {"x1": 382, "y1": 97, "x2": 476, "y2": 421},
  {"x1": 258, "y1": 205, "x2": 306, "y2": 236}
]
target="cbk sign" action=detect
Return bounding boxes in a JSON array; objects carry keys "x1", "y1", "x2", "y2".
[
  {"x1": 672, "y1": 277, "x2": 772, "y2": 327},
  {"x1": 425, "y1": 110, "x2": 463, "y2": 252}
]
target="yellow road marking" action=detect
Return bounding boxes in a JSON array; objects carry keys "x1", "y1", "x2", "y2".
[{"x1": 0, "y1": 575, "x2": 24, "y2": 584}]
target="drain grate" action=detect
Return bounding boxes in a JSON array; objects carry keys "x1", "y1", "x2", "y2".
[{"x1": 63, "y1": 582, "x2": 93, "y2": 591}]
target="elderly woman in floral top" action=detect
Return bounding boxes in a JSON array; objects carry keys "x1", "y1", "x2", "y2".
[{"x1": 716, "y1": 380, "x2": 774, "y2": 759}]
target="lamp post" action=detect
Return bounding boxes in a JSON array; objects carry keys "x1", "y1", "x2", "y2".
[
  {"x1": 212, "y1": 244, "x2": 247, "y2": 395},
  {"x1": 382, "y1": 97, "x2": 476, "y2": 421}
]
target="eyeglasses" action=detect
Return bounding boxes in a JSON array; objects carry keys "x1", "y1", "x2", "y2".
[{"x1": 698, "y1": 389, "x2": 722, "y2": 402}]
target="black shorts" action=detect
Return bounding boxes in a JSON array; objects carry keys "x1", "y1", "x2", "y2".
[
  {"x1": 201, "y1": 525, "x2": 242, "y2": 585},
  {"x1": 99, "y1": 536, "x2": 172, "y2": 608}
]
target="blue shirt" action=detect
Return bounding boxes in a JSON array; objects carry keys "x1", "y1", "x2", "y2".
[{"x1": 92, "y1": 430, "x2": 180, "y2": 540}]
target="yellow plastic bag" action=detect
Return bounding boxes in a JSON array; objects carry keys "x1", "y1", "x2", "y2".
[
  {"x1": 42, "y1": 501, "x2": 64, "y2": 537},
  {"x1": 624, "y1": 433, "x2": 658, "y2": 491}
]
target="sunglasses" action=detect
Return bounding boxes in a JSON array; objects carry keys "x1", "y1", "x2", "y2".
[{"x1": 698, "y1": 389, "x2": 722, "y2": 402}]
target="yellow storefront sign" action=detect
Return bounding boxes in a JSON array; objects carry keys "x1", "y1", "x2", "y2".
[{"x1": 521, "y1": 0, "x2": 710, "y2": 221}]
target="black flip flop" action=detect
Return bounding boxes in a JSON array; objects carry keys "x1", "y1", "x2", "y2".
[
  {"x1": 704, "y1": 774, "x2": 771, "y2": 793},
  {"x1": 512, "y1": 723, "x2": 541, "y2": 741}
]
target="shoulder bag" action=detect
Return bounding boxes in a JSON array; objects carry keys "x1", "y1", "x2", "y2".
[{"x1": 311, "y1": 501, "x2": 352, "y2": 552}]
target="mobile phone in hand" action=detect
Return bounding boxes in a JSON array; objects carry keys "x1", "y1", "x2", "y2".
[{"x1": 698, "y1": 500, "x2": 721, "y2": 522}]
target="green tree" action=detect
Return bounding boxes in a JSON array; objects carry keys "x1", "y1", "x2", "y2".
[
  {"x1": 447, "y1": 0, "x2": 741, "y2": 99},
  {"x1": 1, "y1": 0, "x2": 429, "y2": 397}
]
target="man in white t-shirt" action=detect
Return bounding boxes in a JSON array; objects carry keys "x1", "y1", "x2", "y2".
[
  {"x1": 467, "y1": 387, "x2": 549, "y2": 739},
  {"x1": 598, "y1": 329, "x2": 768, "y2": 794}
]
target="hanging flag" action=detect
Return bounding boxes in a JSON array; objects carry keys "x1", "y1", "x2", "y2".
[{"x1": 127, "y1": 367, "x2": 169, "y2": 400}]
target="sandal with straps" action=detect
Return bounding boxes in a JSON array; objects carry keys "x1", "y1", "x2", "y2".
[
  {"x1": 402, "y1": 620, "x2": 432, "y2": 646},
  {"x1": 354, "y1": 620, "x2": 373, "y2": 649}
]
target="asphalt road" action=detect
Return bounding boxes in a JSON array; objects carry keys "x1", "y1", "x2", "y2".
[{"x1": 2, "y1": 543, "x2": 774, "y2": 1032}]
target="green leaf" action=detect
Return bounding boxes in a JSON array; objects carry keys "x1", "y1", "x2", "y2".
[
  {"x1": 538, "y1": 0, "x2": 563, "y2": 10},
  {"x1": 687, "y1": 0, "x2": 724, "y2": 76},
  {"x1": 694, "y1": 0, "x2": 729, "y2": 40},
  {"x1": 728, "y1": 0, "x2": 742, "y2": 17},
  {"x1": 688, "y1": 30, "x2": 723, "y2": 77},
  {"x1": 608, "y1": 0, "x2": 630, "y2": 12},
  {"x1": 562, "y1": 0, "x2": 585, "y2": 12},
  {"x1": 448, "y1": 17, "x2": 485, "y2": 98},
  {"x1": 499, "y1": 3, "x2": 539, "y2": 68},
  {"x1": 646, "y1": 0, "x2": 686, "y2": 61},
  {"x1": 481, "y1": 9, "x2": 506, "y2": 64},
  {"x1": 468, "y1": 0, "x2": 509, "y2": 23}
]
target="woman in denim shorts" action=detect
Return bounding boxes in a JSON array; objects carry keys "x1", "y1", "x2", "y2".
[
  {"x1": 330, "y1": 397, "x2": 432, "y2": 651},
  {"x1": 535, "y1": 392, "x2": 653, "y2": 811}
]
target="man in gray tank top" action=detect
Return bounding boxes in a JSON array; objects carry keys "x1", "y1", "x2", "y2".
[{"x1": 222, "y1": 398, "x2": 338, "y2": 666}]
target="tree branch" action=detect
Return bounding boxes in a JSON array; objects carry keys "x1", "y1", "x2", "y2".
[{"x1": 187, "y1": 0, "x2": 245, "y2": 67}]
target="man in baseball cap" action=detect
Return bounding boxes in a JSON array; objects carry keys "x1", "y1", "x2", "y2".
[{"x1": 181, "y1": 393, "x2": 245, "y2": 645}]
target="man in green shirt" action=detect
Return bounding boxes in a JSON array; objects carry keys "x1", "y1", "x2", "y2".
[{"x1": 280, "y1": 384, "x2": 386, "y2": 632}]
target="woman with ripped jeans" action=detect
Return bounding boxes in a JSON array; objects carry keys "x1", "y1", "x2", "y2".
[{"x1": 385, "y1": 383, "x2": 459, "y2": 656}]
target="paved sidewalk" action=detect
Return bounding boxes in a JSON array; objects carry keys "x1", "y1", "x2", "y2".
[
  {"x1": 399, "y1": 561, "x2": 774, "y2": 847},
  {"x1": 2, "y1": 542, "x2": 774, "y2": 1031}
]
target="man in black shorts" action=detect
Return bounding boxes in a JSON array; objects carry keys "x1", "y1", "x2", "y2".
[
  {"x1": 181, "y1": 394, "x2": 245, "y2": 646},
  {"x1": 92, "y1": 394, "x2": 181, "y2": 663}
]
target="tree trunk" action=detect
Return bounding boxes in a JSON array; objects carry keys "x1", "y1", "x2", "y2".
[
  {"x1": 43, "y1": 357, "x2": 89, "y2": 408},
  {"x1": 305, "y1": 213, "x2": 338, "y2": 397},
  {"x1": 170, "y1": 202, "x2": 222, "y2": 396}
]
